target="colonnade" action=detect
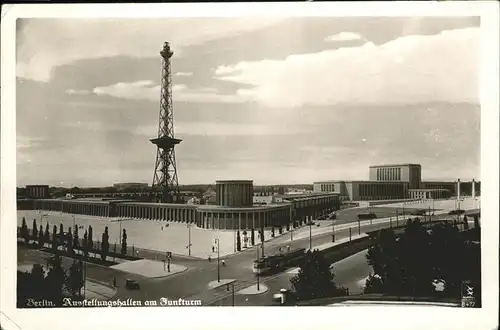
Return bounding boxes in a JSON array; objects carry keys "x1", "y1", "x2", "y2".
[
  {"x1": 116, "y1": 203, "x2": 197, "y2": 223},
  {"x1": 197, "y1": 206, "x2": 290, "y2": 230}
]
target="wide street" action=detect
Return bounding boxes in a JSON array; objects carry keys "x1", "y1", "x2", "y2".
[{"x1": 211, "y1": 249, "x2": 371, "y2": 306}]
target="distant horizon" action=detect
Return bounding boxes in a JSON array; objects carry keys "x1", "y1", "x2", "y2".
[{"x1": 18, "y1": 176, "x2": 481, "y2": 189}]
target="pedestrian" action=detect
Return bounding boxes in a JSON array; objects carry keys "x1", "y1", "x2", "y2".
[
  {"x1": 221, "y1": 260, "x2": 226, "y2": 266},
  {"x1": 212, "y1": 246, "x2": 215, "y2": 253},
  {"x1": 208, "y1": 256, "x2": 211, "y2": 262}
]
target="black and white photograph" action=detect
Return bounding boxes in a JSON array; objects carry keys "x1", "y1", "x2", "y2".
[{"x1": 1, "y1": 3, "x2": 498, "y2": 330}]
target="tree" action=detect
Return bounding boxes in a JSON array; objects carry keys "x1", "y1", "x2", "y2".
[
  {"x1": 121, "y1": 229, "x2": 127, "y2": 256},
  {"x1": 52, "y1": 225, "x2": 58, "y2": 251},
  {"x1": 21, "y1": 217, "x2": 29, "y2": 244},
  {"x1": 363, "y1": 273, "x2": 384, "y2": 294},
  {"x1": 73, "y1": 224, "x2": 79, "y2": 253},
  {"x1": 473, "y1": 216, "x2": 480, "y2": 229},
  {"x1": 82, "y1": 229, "x2": 89, "y2": 257},
  {"x1": 44, "y1": 222, "x2": 50, "y2": 246},
  {"x1": 236, "y1": 230, "x2": 241, "y2": 252},
  {"x1": 88, "y1": 225, "x2": 94, "y2": 256},
  {"x1": 364, "y1": 220, "x2": 480, "y2": 300},
  {"x1": 30, "y1": 264, "x2": 46, "y2": 300},
  {"x1": 59, "y1": 223, "x2": 64, "y2": 247},
  {"x1": 42, "y1": 255, "x2": 67, "y2": 306},
  {"x1": 38, "y1": 224, "x2": 44, "y2": 247},
  {"x1": 290, "y1": 249, "x2": 343, "y2": 301},
  {"x1": 32, "y1": 219, "x2": 38, "y2": 243},
  {"x1": 250, "y1": 228, "x2": 255, "y2": 246},
  {"x1": 101, "y1": 226, "x2": 110, "y2": 261},
  {"x1": 67, "y1": 261, "x2": 84, "y2": 297},
  {"x1": 67, "y1": 227, "x2": 73, "y2": 255}
]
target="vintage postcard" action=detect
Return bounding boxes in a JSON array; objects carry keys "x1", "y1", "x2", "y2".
[{"x1": 1, "y1": 2, "x2": 498, "y2": 330}]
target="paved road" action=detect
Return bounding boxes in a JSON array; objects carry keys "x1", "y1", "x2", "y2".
[{"x1": 211, "y1": 249, "x2": 371, "y2": 306}]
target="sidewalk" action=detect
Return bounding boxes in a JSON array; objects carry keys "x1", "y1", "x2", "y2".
[
  {"x1": 83, "y1": 279, "x2": 117, "y2": 300},
  {"x1": 110, "y1": 259, "x2": 187, "y2": 278}
]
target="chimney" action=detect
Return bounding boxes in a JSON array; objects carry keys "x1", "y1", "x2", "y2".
[
  {"x1": 472, "y1": 179, "x2": 476, "y2": 199},
  {"x1": 457, "y1": 179, "x2": 461, "y2": 200}
]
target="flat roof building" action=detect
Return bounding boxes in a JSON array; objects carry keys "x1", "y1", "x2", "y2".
[
  {"x1": 314, "y1": 163, "x2": 476, "y2": 202},
  {"x1": 369, "y1": 163, "x2": 422, "y2": 189}
]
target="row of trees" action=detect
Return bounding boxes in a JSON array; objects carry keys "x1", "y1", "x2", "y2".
[
  {"x1": 364, "y1": 217, "x2": 481, "y2": 304},
  {"x1": 20, "y1": 217, "x2": 130, "y2": 262},
  {"x1": 17, "y1": 255, "x2": 84, "y2": 307}
]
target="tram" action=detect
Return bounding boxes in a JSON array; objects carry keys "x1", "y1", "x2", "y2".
[{"x1": 252, "y1": 247, "x2": 306, "y2": 275}]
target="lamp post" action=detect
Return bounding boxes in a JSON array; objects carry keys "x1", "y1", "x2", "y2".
[
  {"x1": 308, "y1": 219, "x2": 313, "y2": 251},
  {"x1": 215, "y1": 238, "x2": 220, "y2": 282},
  {"x1": 187, "y1": 223, "x2": 192, "y2": 257},
  {"x1": 331, "y1": 216, "x2": 335, "y2": 243},
  {"x1": 256, "y1": 244, "x2": 260, "y2": 291}
]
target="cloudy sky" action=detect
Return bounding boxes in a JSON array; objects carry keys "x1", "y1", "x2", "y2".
[{"x1": 16, "y1": 17, "x2": 480, "y2": 187}]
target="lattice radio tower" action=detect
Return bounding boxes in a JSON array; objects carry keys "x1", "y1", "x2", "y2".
[{"x1": 150, "y1": 42, "x2": 181, "y2": 203}]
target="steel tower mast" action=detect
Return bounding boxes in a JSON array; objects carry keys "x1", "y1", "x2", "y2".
[{"x1": 150, "y1": 42, "x2": 181, "y2": 203}]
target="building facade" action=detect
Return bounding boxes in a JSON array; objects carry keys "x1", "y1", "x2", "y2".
[
  {"x1": 25, "y1": 185, "x2": 50, "y2": 199},
  {"x1": 313, "y1": 181, "x2": 409, "y2": 201},
  {"x1": 313, "y1": 163, "x2": 479, "y2": 201},
  {"x1": 408, "y1": 189, "x2": 451, "y2": 199},
  {"x1": 18, "y1": 183, "x2": 340, "y2": 231},
  {"x1": 369, "y1": 163, "x2": 422, "y2": 189},
  {"x1": 215, "y1": 180, "x2": 253, "y2": 207}
]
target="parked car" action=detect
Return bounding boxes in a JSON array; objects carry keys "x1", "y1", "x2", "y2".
[
  {"x1": 448, "y1": 209, "x2": 465, "y2": 215},
  {"x1": 125, "y1": 279, "x2": 140, "y2": 290}
]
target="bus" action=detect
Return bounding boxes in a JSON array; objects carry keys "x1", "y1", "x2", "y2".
[{"x1": 252, "y1": 248, "x2": 306, "y2": 275}]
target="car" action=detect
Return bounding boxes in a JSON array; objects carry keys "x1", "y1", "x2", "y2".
[
  {"x1": 125, "y1": 279, "x2": 140, "y2": 290},
  {"x1": 448, "y1": 209, "x2": 465, "y2": 215}
]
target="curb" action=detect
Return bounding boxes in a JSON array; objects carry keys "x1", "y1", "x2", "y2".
[
  {"x1": 208, "y1": 279, "x2": 237, "y2": 290},
  {"x1": 141, "y1": 264, "x2": 189, "y2": 279},
  {"x1": 85, "y1": 279, "x2": 118, "y2": 300}
]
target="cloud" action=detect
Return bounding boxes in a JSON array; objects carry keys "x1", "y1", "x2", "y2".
[
  {"x1": 324, "y1": 32, "x2": 364, "y2": 42},
  {"x1": 92, "y1": 81, "x2": 254, "y2": 104},
  {"x1": 16, "y1": 18, "x2": 284, "y2": 82},
  {"x1": 175, "y1": 72, "x2": 194, "y2": 77},
  {"x1": 135, "y1": 121, "x2": 299, "y2": 137},
  {"x1": 65, "y1": 89, "x2": 92, "y2": 95},
  {"x1": 214, "y1": 27, "x2": 479, "y2": 107}
]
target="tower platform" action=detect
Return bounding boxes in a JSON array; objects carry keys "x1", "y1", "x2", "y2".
[{"x1": 150, "y1": 136, "x2": 182, "y2": 149}]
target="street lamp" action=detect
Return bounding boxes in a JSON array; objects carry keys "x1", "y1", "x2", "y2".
[
  {"x1": 331, "y1": 216, "x2": 335, "y2": 243},
  {"x1": 215, "y1": 238, "x2": 220, "y2": 282},
  {"x1": 289, "y1": 204, "x2": 294, "y2": 242},
  {"x1": 307, "y1": 219, "x2": 313, "y2": 251},
  {"x1": 187, "y1": 223, "x2": 192, "y2": 257},
  {"x1": 256, "y1": 243, "x2": 260, "y2": 291}
]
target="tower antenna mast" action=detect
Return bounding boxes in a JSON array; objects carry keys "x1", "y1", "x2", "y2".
[{"x1": 150, "y1": 42, "x2": 181, "y2": 203}]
